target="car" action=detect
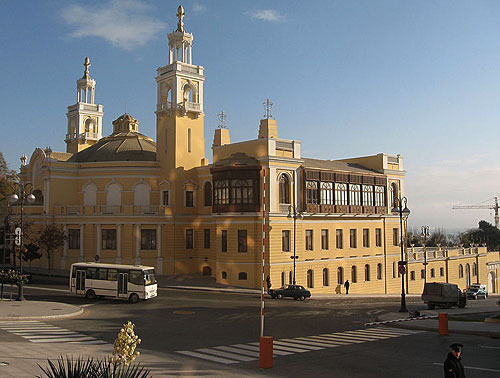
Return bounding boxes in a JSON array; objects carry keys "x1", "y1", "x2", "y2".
[
  {"x1": 466, "y1": 287, "x2": 487, "y2": 300},
  {"x1": 422, "y1": 282, "x2": 466, "y2": 309},
  {"x1": 269, "y1": 285, "x2": 311, "y2": 301},
  {"x1": 469, "y1": 284, "x2": 488, "y2": 297}
]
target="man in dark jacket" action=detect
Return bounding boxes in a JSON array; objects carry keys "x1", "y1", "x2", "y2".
[
  {"x1": 444, "y1": 343, "x2": 466, "y2": 378},
  {"x1": 344, "y1": 280, "x2": 350, "y2": 295}
]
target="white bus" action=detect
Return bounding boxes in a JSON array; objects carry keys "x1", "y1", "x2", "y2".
[{"x1": 70, "y1": 262, "x2": 158, "y2": 303}]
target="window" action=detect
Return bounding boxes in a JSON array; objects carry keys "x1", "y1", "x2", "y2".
[
  {"x1": 377, "y1": 263, "x2": 382, "y2": 280},
  {"x1": 375, "y1": 228, "x2": 382, "y2": 247},
  {"x1": 440, "y1": 267, "x2": 444, "y2": 277},
  {"x1": 472, "y1": 263, "x2": 477, "y2": 276},
  {"x1": 337, "y1": 267, "x2": 344, "y2": 285},
  {"x1": 279, "y1": 174, "x2": 291, "y2": 204},
  {"x1": 305, "y1": 230, "x2": 313, "y2": 250},
  {"x1": 334, "y1": 183, "x2": 348, "y2": 205},
  {"x1": 68, "y1": 229, "x2": 80, "y2": 249},
  {"x1": 349, "y1": 184, "x2": 361, "y2": 206},
  {"x1": 141, "y1": 229, "x2": 156, "y2": 250},
  {"x1": 221, "y1": 271, "x2": 227, "y2": 279},
  {"x1": 108, "y1": 269, "x2": 117, "y2": 281},
  {"x1": 162, "y1": 190, "x2": 170, "y2": 206},
  {"x1": 364, "y1": 264, "x2": 370, "y2": 281},
  {"x1": 391, "y1": 183, "x2": 399, "y2": 208},
  {"x1": 392, "y1": 261, "x2": 396, "y2": 278},
  {"x1": 129, "y1": 270, "x2": 143, "y2": 285},
  {"x1": 204, "y1": 229, "x2": 210, "y2": 249},
  {"x1": 306, "y1": 181, "x2": 319, "y2": 204},
  {"x1": 362, "y1": 185, "x2": 374, "y2": 206},
  {"x1": 320, "y1": 182, "x2": 334, "y2": 205},
  {"x1": 238, "y1": 230, "x2": 247, "y2": 252},
  {"x1": 363, "y1": 229, "x2": 370, "y2": 248},
  {"x1": 214, "y1": 180, "x2": 230, "y2": 205},
  {"x1": 421, "y1": 269, "x2": 425, "y2": 279},
  {"x1": 188, "y1": 128, "x2": 192, "y2": 153},
  {"x1": 212, "y1": 170, "x2": 260, "y2": 211},
  {"x1": 102, "y1": 229, "x2": 117, "y2": 250},
  {"x1": 97, "y1": 268, "x2": 107, "y2": 280},
  {"x1": 459, "y1": 264, "x2": 463, "y2": 278},
  {"x1": 374, "y1": 186, "x2": 385, "y2": 207},
  {"x1": 323, "y1": 268, "x2": 329, "y2": 286},
  {"x1": 307, "y1": 269, "x2": 314, "y2": 288},
  {"x1": 430, "y1": 268, "x2": 435, "y2": 278},
  {"x1": 221, "y1": 230, "x2": 227, "y2": 252},
  {"x1": 186, "y1": 229, "x2": 194, "y2": 249},
  {"x1": 86, "y1": 268, "x2": 97, "y2": 279},
  {"x1": 204, "y1": 182, "x2": 212, "y2": 206},
  {"x1": 238, "y1": 272, "x2": 247, "y2": 280},
  {"x1": 282, "y1": 230, "x2": 290, "y2": 252},
  {"x1": 185, "y1": 191, "x2": 194, "y2": 207},
  {"x1": 393, "y1": 228, "x2": 399, "y2": 246},
  {"x1": 281, "y1": 272, "x2": 286, "y2": 287},
  {"x1": 351, "y1": 266, "x2": 357, "y2": 283},
  {"x1": 350, "y1": 229, "x2": 357, "y2": 248},
  {"x1": 336, "y1": 229, "x2": 343, "y2": 249},
  {"x1": 321, "y1": 229, "x2": 329, "y2": 250},
  {"x1": 289, "y1": 271, "x2": 293, "y2": 284},
  {"x1": 410, "y1": 271, "x2": 415, "y2": 281},
  {"x1": 231, "y1": 179, "x2": 254, "y2": 204}
]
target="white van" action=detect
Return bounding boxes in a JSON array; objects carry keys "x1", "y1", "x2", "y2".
[{"x1": 469, "y1": 284, "x2": 488, "y2": 297}]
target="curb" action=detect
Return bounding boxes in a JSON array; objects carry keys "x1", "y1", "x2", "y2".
[
  {"x1": 365, "y1": 315, "x2": 437, "y2": 327},
  {"x1": 0, "y1": 308, "x2": 84, "y2": 321},
  {"x1": 161, "y1": 285, "x2": 260, "y2": 294}
]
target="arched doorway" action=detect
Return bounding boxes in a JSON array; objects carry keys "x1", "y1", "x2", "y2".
[
  {"x1": 465, "y1": 264, "x2": 471, "y2": 288},
  {"x1": 488, "y1": 271, "x2": 496, "y2": 293},
  {"x1": 202, "y1": 266, "x2": 212, "y2": 276}
]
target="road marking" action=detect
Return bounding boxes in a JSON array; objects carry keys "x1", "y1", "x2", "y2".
[
  {"x1": 433, "y1": 363, "x2": 500, "y2": 373},
  {"x1": 242, "y1": 343, "x2": 292, "y2": 356},
  {"x1": 343, "y1": 331, "x2": 391, "y2": 339},
  {"x1": 30, "y1": 336, "x2": 97, "y2": 343},
  {"x1": 214, "y1": 346, "x2": 260, "y2": 357},
  {"x1": 306, "y1": 336, "x2": 350, "y2": 345},
  {"x1": 480, "y1": 345, "x2": 500, "y2": 349},
  {"x1": 271, "y1": 343, "x2": 311, "y2": 353},
  {"x1": 276, "y1": 340, "x2": 325, "y2": 350},
  {"x1": 177, "y1": 351, "x2": 238, "y2": 364},
  {"x1": 296, "y1": 337, "x2": 342, "y2": 347},
  {"x1": 196, "y1": 348, "x2": 256, "y2": 362}
]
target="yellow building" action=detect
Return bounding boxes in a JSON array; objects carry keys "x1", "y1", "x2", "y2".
[{"x1": 16, "y1": 7, "x2": 498, "y2": 295}]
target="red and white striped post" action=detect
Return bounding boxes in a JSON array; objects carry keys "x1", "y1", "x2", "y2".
[{"x1": 259, "y1": 168, "x2": 273, "y2": 368}]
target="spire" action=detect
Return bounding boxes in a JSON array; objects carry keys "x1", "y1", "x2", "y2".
[
  {"x1": 82, "y1": 57, "x2": 91, "y2": 80},
  {"x1": 176, "y1": 5, "x2": 185, "y2": 32},
  {"x1": 218, "y1": 110, "x2": 227, "y2": 129}
]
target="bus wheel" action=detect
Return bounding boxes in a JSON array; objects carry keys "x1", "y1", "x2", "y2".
[
  {"x1": 129, "y1": 293, "x2": 140, "y2": 304},
  {"x1": 85, "y1": 289, "x2": 96, "y2": 300}
]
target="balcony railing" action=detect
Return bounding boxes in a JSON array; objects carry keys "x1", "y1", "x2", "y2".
[
  {"x1": 134, "y1": 205, "x2": 159, "y2": 215},
  {"x1": 156, "y1": 102, "x2": 172, "y2": 112},
  {"x1": 100, "y1": 205, "x2": 121, "y2": 214},
  {"x1": 185, "y1": 101, "x2": 201, "y2": 112}
]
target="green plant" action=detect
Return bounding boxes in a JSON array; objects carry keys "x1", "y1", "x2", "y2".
[{"x1": 37, "y1": 356, "x2": 98, "y2": 378}]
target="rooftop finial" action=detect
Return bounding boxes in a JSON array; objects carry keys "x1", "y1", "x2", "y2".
[
  {"x1": 263, "y1": 98, "x2": 273, "y2": 119},
  {"x1": 176, "y1": 5, "x2": 185, "y2": 32},
  {"x1": 83, "y1": 57, "x2": 91, "y2": 79},
  {"x1": 218, "y1": 110, "x2": 227, "y2": 129}
]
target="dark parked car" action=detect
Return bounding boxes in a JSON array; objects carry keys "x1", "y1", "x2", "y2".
[{"x1": 269, "y1": 285, "x2": 311, "y2": 300}]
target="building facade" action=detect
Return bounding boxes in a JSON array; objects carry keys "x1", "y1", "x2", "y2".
[{"x1": 13, "y1": 7, "x2": 498, "y2": 295}]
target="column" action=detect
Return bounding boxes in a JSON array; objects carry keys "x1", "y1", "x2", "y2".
[
  {"x1": 78, "y1": 224, "x2": 84, "y2": 262},
  {"x1": 96, "y1": 224, "x2": 101, "y2": 261},
  {"x1": 169, "y1": 46, "x2": 173, "y2": 64},
  {"x1": 135, "y1": 224, "x2": 141, "y2": 265},
  {"x1": 188, "y1": 46, "x2": 192, "y2": 64},
  {"x1": 61, "y1": 225, "x2": 68, "y2": 269},
  {"x1": 116, "y1": 224, "x2": 122, "y2": 264},
  {"x1": 156, "y1": 224, "x2": 163, "y2": 275}
]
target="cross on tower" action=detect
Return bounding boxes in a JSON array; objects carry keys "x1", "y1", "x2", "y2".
[
  {"x1": 263, "y1": 98, "x2": 273, "y2": 119},
  {"x1": 218, "y1": 110, "x2": 227, "y2": 129},
  {"x1": 83, "y1": 57, "x2": 91, "y2": 79},
  {"x1": 176, "y1": 5, "x2": 185, "y2": 32}
]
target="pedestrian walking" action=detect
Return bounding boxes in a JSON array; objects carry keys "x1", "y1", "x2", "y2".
[
  {"x1": 444, "y1": 343, "x2": 466, "y2": 378},
  {"x1": 344, "y1": 280, "x2": 350, "y2": 295},
  {"x1": 266, "y1": 275, "x2": 271, "y2": 293}
]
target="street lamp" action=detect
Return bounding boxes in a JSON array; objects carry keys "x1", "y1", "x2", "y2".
[
  {"x1": 391, "y1": 196, "x2": 410, "y2": 312},
  {"x1": 287, "y1": 204, "x2": 301, "y2": 285},
  {"x1": 421, "y1": 225, "x2": 429, "y2": 285},
  {"x1": 9, "y1": 166, "x2": 35, "y2": 301}
]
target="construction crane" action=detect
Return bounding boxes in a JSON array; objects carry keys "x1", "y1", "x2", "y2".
[{"x1": 452, "y1": 197, "x2": 499, "y2": 229}]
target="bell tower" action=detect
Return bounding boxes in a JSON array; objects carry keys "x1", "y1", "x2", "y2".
[
  {"x1": 65, "y1": 57, "x2": 104, "y2": 154},
  {"x1": 156, "y1": 6, "x2": 206, "y2": 179}
]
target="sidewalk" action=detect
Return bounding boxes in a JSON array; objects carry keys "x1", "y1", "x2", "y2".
[{"x1": 0, "y1": 298, "x2": 83, "y2": 320}]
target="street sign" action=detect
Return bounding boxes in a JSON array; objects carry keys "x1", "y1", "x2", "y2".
[
  {"x1": 14, "y1": 227, "x2": 22, "y2": 246},
  {"x1": 398, "y1": 265, "x2": 406, "y2": 275}
]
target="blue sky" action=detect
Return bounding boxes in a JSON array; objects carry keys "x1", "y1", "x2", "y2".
[{"x1": 1, "y1": 0, "x2": 500, "y2": 231}]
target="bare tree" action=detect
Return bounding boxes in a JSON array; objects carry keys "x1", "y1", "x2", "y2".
[{"x1": 36, "y1": 224, "x2": 66, "y2": 274}]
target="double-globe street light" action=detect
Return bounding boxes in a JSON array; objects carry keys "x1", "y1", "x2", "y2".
[
  {"x1": 391, "y1": 196, "x2": 410, "y2": 312},
  {"x1": 287, "y1": 204, "x2": 302, "y2": 285},
  {"x1": 9, "y1": 156, "x2": 36, "y2": 301}
]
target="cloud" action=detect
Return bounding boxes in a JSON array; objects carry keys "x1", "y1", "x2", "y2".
[
  {"x1": 249, "y1": 9, "x2": 285, "y2": 22},
  {"x1": 60, "y1": 0, "x2": 166, "y2": 50},
  {"x1": 193, "y1": 2, "x2": 205, "y2": 13}
]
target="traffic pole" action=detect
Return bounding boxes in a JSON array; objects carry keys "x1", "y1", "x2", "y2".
[{"x1": 438, "y1": 313, "x2": 448, "y2": 336}]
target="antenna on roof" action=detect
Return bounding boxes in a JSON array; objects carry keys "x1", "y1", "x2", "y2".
[
  {"x1": 217, "y1": 110, "x2": 227, "y2": 129},
  {"x1": 263, "y1": 98, "x2": 273, "y2": 119}
]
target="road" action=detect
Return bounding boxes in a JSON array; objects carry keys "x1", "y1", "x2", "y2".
[{"x1": 2, "y1": 276, "x2": 499, "y2": 377}]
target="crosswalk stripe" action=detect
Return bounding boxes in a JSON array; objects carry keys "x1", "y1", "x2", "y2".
[
  {"x1": 12, "y1": 330, "x2": 79, "y2": 334},
  {"x1": 272, "y1": 342, "x2": 311, "y2": 353},
  {"x1": 69, "y1": 340, "x2": 107, "y2": 345},
  {"x1": 196, "y1": 348, "x2": 256, "y2": 362},
  {"x1": 30, "y1": 336, "x2": 97, "y2": 343},
  {"x1": 295, "y1": 337, "x2": 342, "y2": 347},
  {"x1": 279, "y1": 339, "x2": 327, "y2": 349},
  {"x1": 375, "y1": 327, "x2": 416, "y2": 334},
  {"x1": 343, "y1": 331, "x2": 391, "y2": 339},
  {"x1": 247, "y1": 342, "x2": 294, "y2": 355},
  {"x1": 0, "y1": 326, "x2": 61, "y2": 330},
  {"x1": 19, "y1": 334, "x2": 85, "y2": 339},
  {"x1": 307, "y1": 335, "x2": 351, "y2": 345},
  {"x1": 357, "y1": 329, "x2": 404, "y2": 336},
  {"x1": 177, "y1": 351, "x2": 238, "y2": 364},
  {"x1": 214, "y1": 346, "x2": 260, "y2": 357},
  {"x1": 319, "y1": 334, "x2": 366, "y2": 343}
]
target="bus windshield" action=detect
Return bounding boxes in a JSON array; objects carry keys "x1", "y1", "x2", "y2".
[{"x1": 144, "y1": 269, "x2": 157, "y2": 285}]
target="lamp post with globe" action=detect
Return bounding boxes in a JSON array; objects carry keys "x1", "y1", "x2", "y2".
[{"x1": 391, "y1": 197, "x2": 410, "y2": 312}]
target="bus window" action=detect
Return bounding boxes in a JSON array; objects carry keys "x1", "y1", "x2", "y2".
[
  {"x1": 129, "y1": 270, "x2": 144, "y2": 285},
  {"x1": 108, "y1": 269, "x2": 117, "y2": 281},
  {"x1": 72, "y1": 266, "x2": 77, "y2": 278},
  {"x1": 87, "y1": 268, "x2": 97, "y2": 279},
  {"x1": 97, "y1": 268, "x2": 108, "y2": 280},
  {"x1": 144, "y1": 269, "x2": 157, "y2": 285}
]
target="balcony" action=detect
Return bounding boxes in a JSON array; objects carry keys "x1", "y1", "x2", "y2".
[
  {"x1": 184, "y1": 101, "x2": 201, "y2": 113},
  {"x1": 134, "y1": 205, "x2": 159, "y2": 215},
  {"x1": 65, "y1": 132, "x2": 99, "y2": 143},
  {"x1": 156, "y1": 102, "x2": 172, "y2": 112},
  {"x1": 100, "y1": 205, "x2": 121, "y2": 215}
]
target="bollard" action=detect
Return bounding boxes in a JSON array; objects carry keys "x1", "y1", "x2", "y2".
[
  {"x1": 259, "y1": 336, "x2": 273, "y2": 368},
  {"x1": 438, "y1": 313, "x2": 448, "y2": 336}
]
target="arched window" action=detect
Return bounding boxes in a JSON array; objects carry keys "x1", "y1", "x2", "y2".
[
  {"x1": 221, "y1": 271, "x2": 227, "y2": 279},
  {"x1": 337, "y1": 267, "x2": 344, "y2": 285},
  {"x1": 134, "y1": 182, "x2": 150, "y2": 206},
  {"x1": 376, "y1": 263, "x2": 382, "y2": 280},
  {"x1": 375, "y1": 186, "x2": 385, "y2": 207},
  {"x1": 465, "y1": 264, "x2": 471, "y2": 286},
  {"x1": 281, "y1": 272, "x2": 286, "y2": 287},
  {"x1": 106, "y1": 183, "x2": 121, "y2": 206},
  {"x1": 362, "y1": 185, "x2": 374, "y2": 206},
  {"x1": 32, "y1": 189, "x2": 43, "y2": 204},
  {"x1": 351, "y1": 266, "x2": 357, "y2": 283},
  {"x1": 430, "y1": 268, "x2": 435, "y2": 278},
  {"x1": 392, "y1": 261, "x2": 396, "y2": 278},
  {"x1": 238, "y1": 272, "x2": 248, "y2": 280},
  {"x1": 349, "y1": 184, "x2": 361, "y2": 206},
  {"x1": 279, "y1": 174, "x2": 291, "y2": 204},
  {"x1": 83, "y1": 182, "x2": 97, "y2": 206},
  {"x1": 204, "y1": 182, "x2": 212, "y2": 206},
  {"x1": 472, "y1": 263, "x2": 477, "y2": 276},
  {"x1": 365, "y1": 264, "x2": 371, "y2": 281},
  {"x1": 85, "y1": 118, "x2": 95, "y2": 133},
  {"x1": 323, "y1": 268, "x2": 329, "y2": 286},
  {"x1": 320, "y1": 182, "x2": 334, "y2": 205},
  {"x1": 458, "y1": 264, "x2": 463, "y2": 278},
  {"x1": 307, "y1": 269, "x2": 314, "y2": 288},
  {"x1": 184, "y1": 85, "x2": 194, "y2": 103},
  {"x1": 202, "y1": 266, "x2": 212, "y2": 276},
  {"x1": 289, "y1": 271, "x2": 293, "y2": 284},
  {"x1": 390, "y1": 183, "x2": 399, "y2": 208},
  {"x1": 334, "y1": 183, "x2": 347, "y2": 205},
  {"x1": 187, "y1": 128, "x2": 192, "y2": 153}
]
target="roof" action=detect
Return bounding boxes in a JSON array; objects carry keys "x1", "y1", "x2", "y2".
[
  {"x1": 211, "y1": 153, "x2": 261, "y2": 170},
  {"x1": 302, "y1": 157, "x2": 382, "y2": 175},
  {"x1": 71, "y1": 262, "x2": 155, "y2": 270},
  {"x1": 50, "y1": 152, "x2": 73, "y2": 162},
  {"x1": 69, "y1": 131, "x2": 156, "y2": 163}
]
